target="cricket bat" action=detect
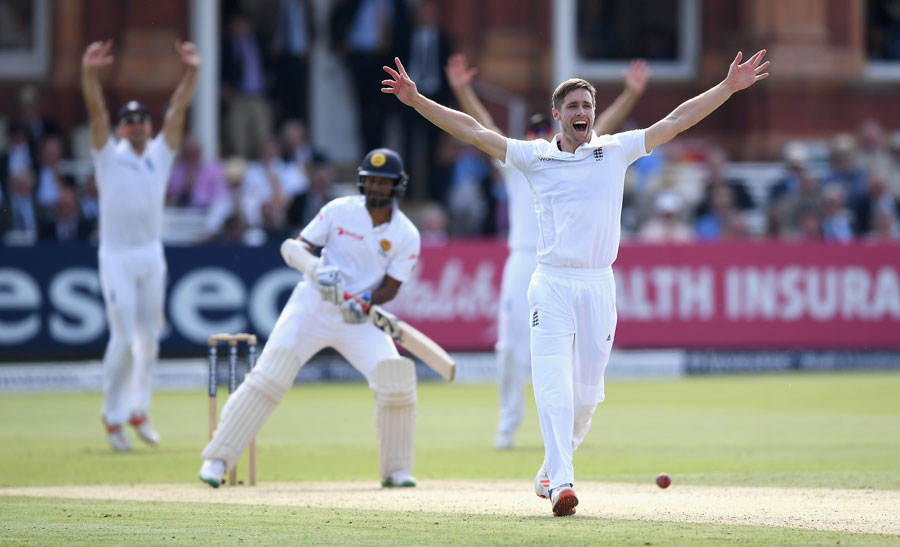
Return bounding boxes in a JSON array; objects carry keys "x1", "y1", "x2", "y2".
[{"x1": 366, "y1": 305, "x2": 456, "y2": 382}]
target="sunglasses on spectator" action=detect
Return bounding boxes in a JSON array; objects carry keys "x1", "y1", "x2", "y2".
[{"x1": 120, "y1": 113, "x2": 149, "y2": 125}]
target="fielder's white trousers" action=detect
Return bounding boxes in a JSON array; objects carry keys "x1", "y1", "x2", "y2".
[
  {"x1": 98, "y1": 242, "x2": 166, "y2": 425},
  {"x1": 495, "y1": 249, "x2": 537, "y2": 438},
  {"x1": 528, "y1": 264, "x2": 617, "y2": 491}
]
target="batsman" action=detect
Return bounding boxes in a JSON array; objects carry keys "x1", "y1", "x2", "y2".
[{"x1": 199, "y1": 148, "x2": 422, "y2": 488}]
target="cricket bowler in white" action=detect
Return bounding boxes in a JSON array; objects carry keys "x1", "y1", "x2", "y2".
[
  {"x1": 444, "y1": 54, "x2": 648, "y2": 451},
  {"x1": 81, "y1": 39, "x2": 200, "y2": 452},
  {"x1": 384, "y1": 49, "x2": 769, "y2": 515},
  {"x1": 199, "y1": 148, "x2": 422, "y2": 488}
]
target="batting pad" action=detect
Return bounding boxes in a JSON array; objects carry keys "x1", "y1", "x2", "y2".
[
  {"x1": 373, "y1": 358, "x2": 417, "y2": 479},
  {"x1": 202, "y1": 348, "x2": 301, "y2": 469}
]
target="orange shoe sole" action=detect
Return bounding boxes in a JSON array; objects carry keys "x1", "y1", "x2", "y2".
[{"x1": 552, "y1": 490, "x2": 578, "y2": 517}]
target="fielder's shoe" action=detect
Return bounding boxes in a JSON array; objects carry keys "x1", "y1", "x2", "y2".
[
  {"x1": 198, "y1": 459, "x2": 226, "y2": 488},
  {"x1": 381, "y1": 470, "x2": 417, "y2": 487},
  {"x1": 129, "y1": 414, "x2": 160, "y2": 446},
  {"x1": 550, "y1": 484, "x2": 578, "y2": 517},
  {"x1": 104, "y1": 422, "x2": 131, "y2": 452},
  {"x1": 494, "y1": 430, "x2": 514, "y2": 451},
  {"x1": 534, "y1": 464, "x2": 550, "y2": 499}
]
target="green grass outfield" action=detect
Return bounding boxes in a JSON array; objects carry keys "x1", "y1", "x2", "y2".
[{"x1": 1, "y1": 371, "x2": 899, "y2": 545}]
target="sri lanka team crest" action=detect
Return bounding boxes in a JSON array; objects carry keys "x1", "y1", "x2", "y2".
[
  {"x1": 370, "y1": 153, "x2": 386, "y2": 167},
  {"x1": 380, "y1": 239, "x2": 391, "y2": 252}
]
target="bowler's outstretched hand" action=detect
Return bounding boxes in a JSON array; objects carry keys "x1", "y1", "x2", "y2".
[
  {"x1": 623, "y1": 59, "x2": 648, "y2": 95},
  {"x1": 83, "y1": 40, "x2": 114, "y2": 68},
  {"x1": 725, "y1": 49, "x2": 769, "y2": 93},
  {"x1": 382, "y1": 57, "x2": 418, "y2": 106}
]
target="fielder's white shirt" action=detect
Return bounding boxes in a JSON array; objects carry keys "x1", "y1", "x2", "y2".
[
  {"x1": 301, "y1": 195, "x2": 421, "y2": 295},
  {"x1": 498, "y1": 163, "x2": 540, "y2": 253},
  {"x1": 92, "y1": 134, "x2": 176, "y2": 251},
  {"x1": 504, "y1": 130, "x2": 648, "y2": 269}
]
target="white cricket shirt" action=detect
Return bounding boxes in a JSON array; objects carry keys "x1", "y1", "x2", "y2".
[
  {"x1": 498, "y1": 163, "x2": 540, "y2": 253},
  {"x1": 300, "y1": 195, "x2": 421, "y2": 295},
  {"x1": 92, "y1": 134, "x2": 176, "y2": 251},
  {"x1": 503, "y1": 130, "x2": 647, "y2": 269}
]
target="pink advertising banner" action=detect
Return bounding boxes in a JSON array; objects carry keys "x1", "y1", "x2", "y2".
[{"x1": 387, "y1": 241, "x2": 900, "y2": 351}]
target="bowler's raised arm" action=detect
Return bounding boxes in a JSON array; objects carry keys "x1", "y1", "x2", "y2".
[{"x1": 382, "y1": 57, "x2": 507, "y2": 162}]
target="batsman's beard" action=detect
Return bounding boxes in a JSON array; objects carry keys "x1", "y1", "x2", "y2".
[{"x1": 366, "y1": 193, "x2": 393, "y2": 209}]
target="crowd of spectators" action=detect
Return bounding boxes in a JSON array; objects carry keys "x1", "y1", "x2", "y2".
[{"x1": 1, "y1": 0, "x2": 899, "y2": 247}]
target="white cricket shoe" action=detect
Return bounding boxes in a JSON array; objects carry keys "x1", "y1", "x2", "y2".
[
  {"x1": 105, "y1": 422, "x2": 131, "y2": 452},
  {"x1": 198, "y1": 459, "x2": 226, "y2": 488},
  {"x1": 381, "y1": 470, "x2": 417, "y2": 487},
  {"x1": 494, "y1": 430, "x2": 514, "y2": 451},
  {"x1": 550, "y1": 484, "x2": 578, "y2": 517},
  {"x1": 129, "y1": 414, "x2": 160, "y2": 446},
  {"x1": 534, "y1": 464, "x2": 550, "y2": 499}
]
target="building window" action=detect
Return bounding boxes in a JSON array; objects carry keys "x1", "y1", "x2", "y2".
[
  {"x1": 553, "y1": 0, "x2": 699, "y2": 83},
  {"x1": 0, "y1": 0, "x2": 51, "y2": 79},
  {"x1": 866, "y1": 0, "x2": 900, "y2": 79}
]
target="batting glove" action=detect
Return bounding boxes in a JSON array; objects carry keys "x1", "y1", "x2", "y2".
[
  {"x1": 314, "y1": 264, "x2": 343, "y2": 305},
  {"x1": 340, "y1": 291, "x2": 371, "y2": 324}
]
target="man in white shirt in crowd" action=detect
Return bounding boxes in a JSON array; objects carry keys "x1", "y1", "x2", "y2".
[
  {"x1": 81, "y1": 39, "x2": 200, "y2": 452},
  {"x1": 383, "y1": 49, "x2": 769, "y2": 516}
]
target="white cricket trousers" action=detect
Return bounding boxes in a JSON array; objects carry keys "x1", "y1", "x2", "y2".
[
  {"x1": 495, "y1": 249, "x2": 537, "y2": 437},
  {"x1": 527, "y1": 264, "x2": 617, "y2": 491},
  {"x1": 98, "y1": 242, "x2": 166, "y2": 425}
]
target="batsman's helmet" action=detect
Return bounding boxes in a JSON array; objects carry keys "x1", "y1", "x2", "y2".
[{"x1": 357, "y1": 148, "x2": 409, "y2": 199}]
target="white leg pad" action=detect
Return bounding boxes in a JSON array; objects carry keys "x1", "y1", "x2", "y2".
[
  {"x1": 373, "y1": 358, "x2": 417, "y2": 479},
  {"x1": 202, "y1": 348, "x2": 300, "y2": 469}
]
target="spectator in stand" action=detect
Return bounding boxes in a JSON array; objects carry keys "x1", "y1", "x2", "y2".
[
  {"x1": 221, "y1": 12, "x2": 272, "y2": 158},
  {"x1": 417, "y1": 202, "x2": 449, "y2": 247},
  {"x1": 330, "y1": 0, "x2": 411, "y2": 153},
  {"x1": 291, "y1": 152, "x2": 342, "y2": 231},
  {"x1": 19, "y1": 85, "x2": 60, "y2": 157},
  {"x1": 768, "y1": 140, "x2": 811, "y2": 205},
  {"x1": 34, "y1": 135, "x2": 72, "y2": 221},
  {"x1": 38, "y1": 185, "x2": 92, "y2": 242},
  {"x1": 856, "y1": 118, "x2": 892, "y2": 176},
  {"x1": 820, "y1": 185, "x2": 854, "y2": 243},
  {"x1": 279, "y1": 120, "x2": 313, "y2": 202},
  {"x1": 770, "y1": 169, "x2": 823, "y2": 238},
  {"x1": 637, "y1": 191, "x2": 693, "y2": 243},
  {"x1": 1, "y1": 168, "x2": 38, "y2": 245},
  {"x1": 78, "y1": 173, "x2": 99, "y2": 238},
  {"x1": 693, "y1": 146, "x2": 754, "y2": 220},
  {"x1": 852, "y1": 170, "x2": 900, "y2": 236},
  {"x1": 866, "y1": 209, "x2": 900, "y2": 242},
  {"x1": 243, "y1": 137, "x2": 290, "y2": 237},
  {"x1": 823, "y1": 133, "x2": 868, "y2": 207},
  {"x1": 404, "y1": 0, "x2": 452, "y2": 199},
  {"x1": 888, "y1": 130, "x2": 900, "y2": 199},
  {"x1": 446, "y1": 143, "x2": 491, "y2": 236},
  {"x1": 694, "y1": 183, "x2": 744, "y2": 241},
  {"x1": 270, "y1": 0, "x2": 315, "y2": 123},
  {"x1": 166, "y1": 136, "x2": 226, "y2": 208},
  {"x1": 204, "y1": 157, "x2": 249, "y2": 243},
  {"x1": 0, "y1": 122, "x2": 36, "y2": 193},
  {"x1": 794, "y1": 205, "x2": 824, "y2": 241}
]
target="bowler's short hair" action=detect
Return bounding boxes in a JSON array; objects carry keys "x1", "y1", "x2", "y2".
[{"x1": 551, "y1": 78, "x2": 596, "y2": 112}]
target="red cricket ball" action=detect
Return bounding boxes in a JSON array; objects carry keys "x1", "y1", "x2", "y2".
[{"x1": 656, "y1": 473, "x2": 671, "y2": 489}]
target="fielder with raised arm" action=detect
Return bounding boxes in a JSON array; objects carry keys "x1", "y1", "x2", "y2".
[
  {"x1": 444, "y1": 54, "x2": 648, "y2": 451},
  {"x1": 81, "y1": 39, "x2": 199, "y2": 452},
  {"x1": 384, "y1": 50, "x2": 769, "y2": 516},
  {"x1": 199, "y1": 148, "x2": 422, "y2": 488}
]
